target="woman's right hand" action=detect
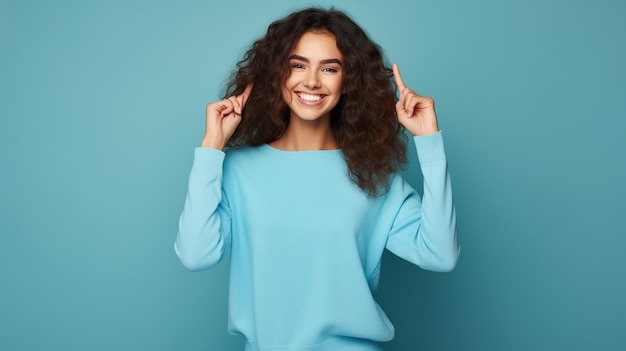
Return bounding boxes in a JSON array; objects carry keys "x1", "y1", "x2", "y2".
[{"x1": 201, "y1": 83, "x2": 253, "y2": 150}]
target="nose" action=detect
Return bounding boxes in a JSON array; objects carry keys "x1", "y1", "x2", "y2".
[{"x1": 303, "y1": 70, "x2": 321, "y2": 89}]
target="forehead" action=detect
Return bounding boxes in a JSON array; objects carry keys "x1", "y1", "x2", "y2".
[{"x1": 290, "y1": 31, "x2": 343, "y2": 59}]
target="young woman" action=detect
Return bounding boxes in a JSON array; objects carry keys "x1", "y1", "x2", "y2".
[{"x1": 176, "y1": 7, "x2": 459, "y2": 351}]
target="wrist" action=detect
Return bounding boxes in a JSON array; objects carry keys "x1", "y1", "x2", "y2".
[
  {"x1": 407, "y1": 125, "x2": 439, "y2": 136},
  {"x1": 414, "y1": 128, "x2": 439, "y2": 136},
  {"x1": 201, "y1": 137, "x2": 226, "y2": 150}
]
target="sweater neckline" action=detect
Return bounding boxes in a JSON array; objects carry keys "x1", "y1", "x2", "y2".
[{"x1": 261, "y1": 143, "x2": 342, "y2": 154}]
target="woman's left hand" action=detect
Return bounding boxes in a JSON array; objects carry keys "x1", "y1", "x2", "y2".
[{"x1": 393, "y1": 64, "x2": 439, "y2": 136}]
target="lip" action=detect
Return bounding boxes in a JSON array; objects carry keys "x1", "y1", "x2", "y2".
[{"x1": 295, "y1": 92, "x2": 327, "y2": 106}]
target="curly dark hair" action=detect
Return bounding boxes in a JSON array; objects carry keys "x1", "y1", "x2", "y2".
[{"x1": 224, "y1": 7, "x2": 408, "y2": 197}]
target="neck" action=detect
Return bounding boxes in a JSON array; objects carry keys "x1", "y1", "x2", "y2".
[{"x1": 271, "y1": 115, "x2": 338, "y2": 151}]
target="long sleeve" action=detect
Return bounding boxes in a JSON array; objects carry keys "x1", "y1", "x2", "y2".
[
  {"x1": 174, "y1": 141, "x2": 458, "y2": 349},
  {"x1": 385, "y1": 131, "x2": 459, "y2": 272},
  {"x1": 175, "y1": 147, "x2": 232, "y2": 271}
]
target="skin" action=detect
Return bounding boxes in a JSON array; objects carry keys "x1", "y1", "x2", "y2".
[{"x1": 202, "y1": 32, "x2": 439, "y2": 151}]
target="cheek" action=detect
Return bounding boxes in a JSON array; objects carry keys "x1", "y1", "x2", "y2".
[
  {"x1": 284, "y1": 74, "x2": 297, "y2": 89},
  {"x1": 282, "y1": 84, "x2": 293, "y2": 104},
  {"x1": 330, "y1": 73, "x2": 344, "y2": 94},
  {"x1": 333, "y1": 79, "x2": 345, "y2": 95}
]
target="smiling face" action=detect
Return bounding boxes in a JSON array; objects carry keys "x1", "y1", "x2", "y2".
[{"x1": 282, "y1": 31, "x2": 345, "y2": 125}]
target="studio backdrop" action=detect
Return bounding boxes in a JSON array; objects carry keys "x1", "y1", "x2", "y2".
[{"x1": 1, "y1": 0, "x2": 624, "y2": 350}]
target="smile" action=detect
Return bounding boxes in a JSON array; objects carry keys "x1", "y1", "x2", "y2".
[{"x1": 297, "y1": 93, "x2": 325, "y2": 102}]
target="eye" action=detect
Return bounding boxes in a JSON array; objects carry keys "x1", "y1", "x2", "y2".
[
  {"x1": 322, "y1": 67, "x2": 339, "y2": 73},
  {"x1": 291, "y1": 63, "x2": 305, "y2": 70}
]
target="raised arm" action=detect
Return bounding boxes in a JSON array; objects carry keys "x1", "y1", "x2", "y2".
[
  {"x1": 175, "y1": 83, "x2": 253, "y2": 270},
  {"x1": 386, "y1": 65, "x2": 459, "y2": 271}
]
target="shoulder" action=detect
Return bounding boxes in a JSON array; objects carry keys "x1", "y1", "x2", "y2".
[
  {"x1": 222, "y1": 144, "x2": 277, "y2": 175},
  {"x1": 224, "y1": 144, "x2": 266, "y2": 163}
]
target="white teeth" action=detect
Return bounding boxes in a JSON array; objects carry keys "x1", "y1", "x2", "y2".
[{"x1": 299, "y1": 93, "x2": 322, "y2": 102}]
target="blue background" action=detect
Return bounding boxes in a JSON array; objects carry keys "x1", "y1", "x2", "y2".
[{"x1": 2, "y1": 0, "x2": 625, "y2": 350}]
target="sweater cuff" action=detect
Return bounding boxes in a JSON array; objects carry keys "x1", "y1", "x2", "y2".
[
  {"x1": 413, "y1": 131, "x2": 446, "y2": 165},
  {"x1": 191, "y1": 147, "x2": 226, "y2": 174}
]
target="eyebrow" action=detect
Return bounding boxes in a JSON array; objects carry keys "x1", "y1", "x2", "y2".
[{"x1": 288, "y1": 55, "x2": 343, "y2": 66}]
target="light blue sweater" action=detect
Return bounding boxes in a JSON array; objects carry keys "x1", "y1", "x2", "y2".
[{"x1": 175, "y1": 131, "x2": 459, "y2": 351}]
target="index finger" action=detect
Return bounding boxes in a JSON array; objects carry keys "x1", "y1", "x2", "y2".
[
  {"x1": 392, "y1": 64, "x2": 407, "y2": 92},
  {"x1": 238, "y1": 82, "x2": 254, "y2": 107}
]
